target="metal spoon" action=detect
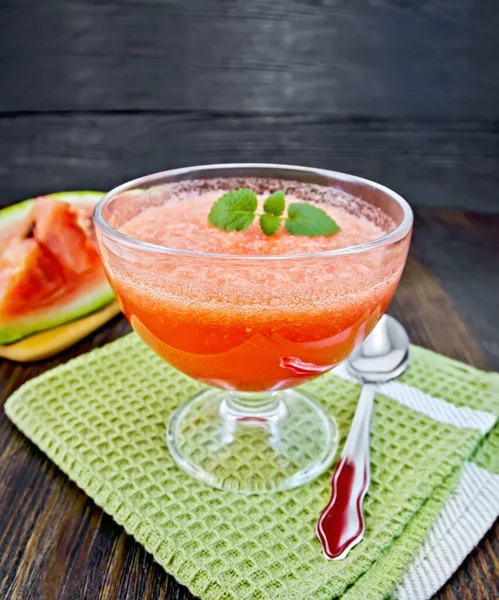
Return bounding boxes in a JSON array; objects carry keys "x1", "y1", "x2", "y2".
[{"x1": 316, "y1": 315, "x2": 410, "y2": 560}]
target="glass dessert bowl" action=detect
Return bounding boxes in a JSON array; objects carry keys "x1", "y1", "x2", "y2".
[{"x1": 93, "y1": 164, "x2": 412, "y2": 494}]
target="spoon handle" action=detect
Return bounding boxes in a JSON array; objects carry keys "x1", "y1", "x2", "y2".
[{"x1": 316, "y1": 383, "x2": 375, "y2": 560}]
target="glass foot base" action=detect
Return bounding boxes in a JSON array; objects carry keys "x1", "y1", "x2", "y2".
[{"x1": 166, "y1": 388, "x2": 338, "y2": 494}]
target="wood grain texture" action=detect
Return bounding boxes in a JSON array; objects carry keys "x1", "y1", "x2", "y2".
[
  {"x1": 1, "y1": 0, "x2": 498, "y2": 118},
  {"x1": 1, "y1": 113, "x2": 498, "y2": 212},
  {"x1": 1, "y1": 0, "x2": 497, "y2": 595},
  {"x1": 0, "y1": 208, "x2": 498, "y2": 600}
]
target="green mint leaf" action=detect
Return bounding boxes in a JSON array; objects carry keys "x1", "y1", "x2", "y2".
[
  {"x1": 285, "y1": 203, "x2": 340, "y2": 237},
  {"x1": 263, "y1": 190, "x2": 285, "y2": 217},
  {"x1": 260, "y1": 214, "x2": 282, "y2": 236},
  {"x1": 208, "y1": 188, "x2": 257, "y2": 231}
]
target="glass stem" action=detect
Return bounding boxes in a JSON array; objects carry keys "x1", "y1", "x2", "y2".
[{"x1": 222, "y1": 391, "x2": 285, "y2": 420}]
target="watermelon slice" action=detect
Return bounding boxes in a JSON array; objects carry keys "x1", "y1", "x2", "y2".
[{"x1": 0, "y1": 191, "x2": 115, "y2": 345}]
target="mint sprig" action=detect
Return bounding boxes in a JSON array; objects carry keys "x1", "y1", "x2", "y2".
[
  {"x1": 286, "y1": 203, "x2": 341, "y2": 236},
  {"x1": 263, "y1": 190, "x2": 285, "y2": 217},
  {"x1": 260, "y1": 214, "x2": 281, "y2": 235},
  {"x1": 208, "y1": 188, "x2": 340, "y2": 237},
  {"x1": 208, "y1": 188, "x2": 257, "y2": 232}
]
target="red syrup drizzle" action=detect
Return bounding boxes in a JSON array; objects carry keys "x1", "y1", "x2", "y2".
[{"x1": 316, "y1": 455, "x2": 369, "y2": 559}]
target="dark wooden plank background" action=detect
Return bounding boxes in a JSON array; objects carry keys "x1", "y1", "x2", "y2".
[
  {"x1": 1, "y1": 1, "x2": 499, "y2": 598},
  {"x1": 2, "y1": 0, "x2": 498, "y2": 117},
  {"x1": 0, "y1": 0, "x2": 498, "y2": 211},
  {"x1": 1, "y1": 114, "x2": 498, "y2": 212}
]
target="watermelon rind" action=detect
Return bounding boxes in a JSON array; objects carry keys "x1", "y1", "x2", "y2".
[{"x1": 0, "y1": 191, "x2": 116, "y2": 345}]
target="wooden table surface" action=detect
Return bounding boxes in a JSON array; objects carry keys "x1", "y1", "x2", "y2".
[{"x1": 0, "y1": 207, "x2": 498, "y2": 600}]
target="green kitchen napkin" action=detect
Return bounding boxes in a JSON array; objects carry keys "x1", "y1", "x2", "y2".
[{"x1": 5, "y1": 334, "x2": 499, "y2": 600}]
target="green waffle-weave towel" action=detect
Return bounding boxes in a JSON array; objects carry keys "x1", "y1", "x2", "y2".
[{"x1": 5, "y1": 334, "x2": 499, "y2": 600}]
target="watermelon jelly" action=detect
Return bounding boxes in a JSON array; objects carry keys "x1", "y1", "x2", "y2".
[{"x1": 94, "y1": 164, "x2": 412, "y2": 494}]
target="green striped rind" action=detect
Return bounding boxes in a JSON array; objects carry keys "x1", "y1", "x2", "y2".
[
  {"x1": 0, "y1": 282, "x2": 115, "y2": 345},
  {"x1": 0, "y1": 191, "x2": 115, "y2": 345}
]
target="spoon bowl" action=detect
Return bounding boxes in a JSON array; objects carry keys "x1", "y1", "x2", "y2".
[{"x1": 347, "y1": 315, "x2": 410, "y2": 384}]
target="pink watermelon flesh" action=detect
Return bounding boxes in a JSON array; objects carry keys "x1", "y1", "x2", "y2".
[{"x1": 0, "y1": 193, "x2": 114, "y2": 344}]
